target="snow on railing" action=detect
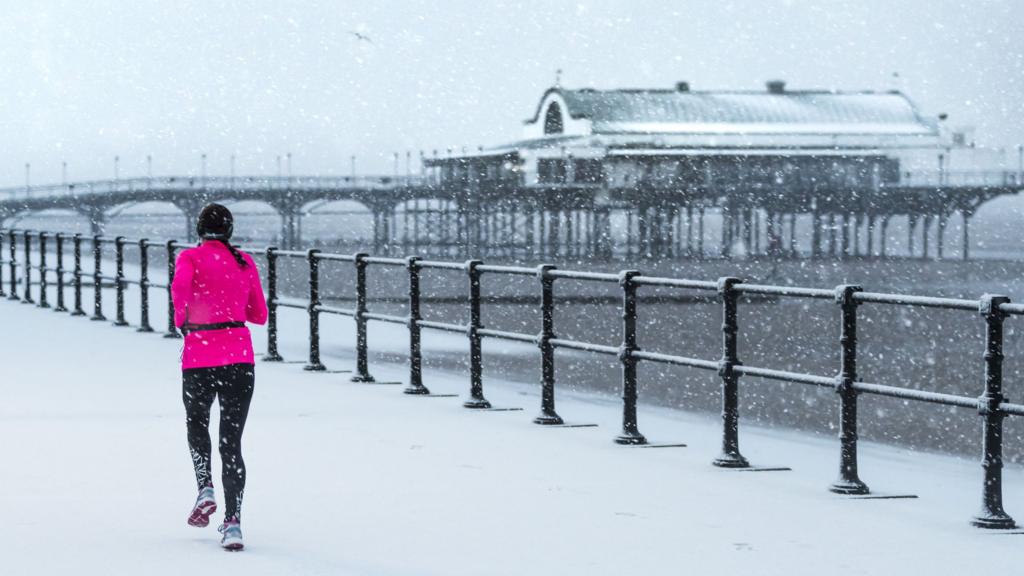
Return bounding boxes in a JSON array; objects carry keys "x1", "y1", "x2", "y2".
[{"x1": 3, "y1": 226, "x2": 1024, "y2": 530}]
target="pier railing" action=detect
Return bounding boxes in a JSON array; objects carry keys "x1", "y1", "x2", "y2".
[
  {"x1": 2, "y1": 226, "x2": 1023, "y2": 530},
  {"x1": 1, "y1": 169, "x2": 1020, "y2": 201},
  {"x1": 0, "y1": 174, "x2": 428, "y2": 200}
]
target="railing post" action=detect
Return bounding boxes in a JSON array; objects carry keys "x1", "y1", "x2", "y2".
[
  {"x1": 615, "y1": 270, "x2": 647, "y2": 444},
  {"x1": 534, "y1": 264, "x2": 563, "y2": 425},
  {"x1": 54, "y1": 234, "x2": 67, "y2": 312},
  {"x1": 137, "y1": 239, "x2": 153, "y2": 332},
  {"x1": 350, "y1": 253, "x2": 376, "y2": 382},
  {"x1": 304, "y1": 249, "x2": 326, "y2": 371},
  {"x1": 6, "y1": 228, "x2": 16, "y2": 301},
  {"x1": 713, "y1": 277, "x2": 749, "y2": 467},
  {"x1": 113, "y1": 236, "x2": 128, "y2": 326},
  {"x1": 163, "y1": 240, "x2": 179, "y2": 338},
  {"x1": 22, "y1": 230, "x2": 34, "y2": 304},
  {"x1": 830, "y1": 285, "x2": 869, "y2": 494},
  {"x1": 71, "y1": 234, "x2": 86, "y2": 315},
  {"x1": 972, "y1": 294, "x2": 1016, "y2": 529},
  {"x1": 37, "y1": 232, "x2": 50, "y2": 309},
  {"x1": 263, "y1": 247, "x2": 283, "y2": 361},
  {"x1": 91, "y1": 235, "x2": 106, "y2": 321},
  {"x1": 404, "y1": 256, "x2": 430, "y2": 394},
  {"x1": 463, "y1": 259, "x2": 492, "y2": 408}
]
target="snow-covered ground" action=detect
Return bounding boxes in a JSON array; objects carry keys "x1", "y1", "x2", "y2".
[{"x1": 2, "y1": 294, "x2": 1024, "y2": 575}]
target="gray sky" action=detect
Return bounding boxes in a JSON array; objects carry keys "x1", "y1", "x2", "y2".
[{"x1": 2, "y1": 0, "x2": 1021, "y2": 184}]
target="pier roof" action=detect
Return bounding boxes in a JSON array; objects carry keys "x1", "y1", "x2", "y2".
[{"x1": 526, "y1": 85, "x2": 940, "y2": 138}]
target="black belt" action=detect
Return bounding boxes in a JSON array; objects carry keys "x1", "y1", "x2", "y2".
[{"x1": 181, "y1": 321, "x2": 245, "y2": 336}]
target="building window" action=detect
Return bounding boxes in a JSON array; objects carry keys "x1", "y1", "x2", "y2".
[
  {"x1": 538, "y1": 159, "x2": 567, "y2": 183},
  {"x1": 544, "y1": 102, "x2": 563, "y2": 135},
  {"x1": 573, "y1": 159, "x2": 603, "y2": 184}
]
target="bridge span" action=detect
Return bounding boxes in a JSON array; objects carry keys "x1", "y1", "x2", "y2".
[{"x1": 0, "y1": 169, "x2": 1020, "y2": 259}]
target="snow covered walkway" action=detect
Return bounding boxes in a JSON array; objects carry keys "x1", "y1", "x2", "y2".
[{"x1": 2, "y1": 297, "x2": 1023, "y2": 575}]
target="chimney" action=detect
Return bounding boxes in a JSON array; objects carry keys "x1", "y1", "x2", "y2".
[
  {"x1": 676, "y1": 81, "x2": 691, "y2": 92},
  {"x1": 766, "y1": 80, "x2": 786, "y2": 94}
]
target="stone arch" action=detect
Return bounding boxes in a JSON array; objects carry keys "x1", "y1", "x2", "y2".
[
  {"x1": 300, "y1": 199, "x2": 375, "y2": 250},
  {"x1": 11, "y1": 207, "x2": 98, "y2": 236}
]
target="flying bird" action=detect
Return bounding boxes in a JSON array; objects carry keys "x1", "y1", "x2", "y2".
[{"x1": 350, "y1": 31, "x2": 373, "y2": 44}]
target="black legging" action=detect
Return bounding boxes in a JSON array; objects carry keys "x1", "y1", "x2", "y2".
[{"x1": 183, "y1": 363, "x2": 254, "y2": 520}]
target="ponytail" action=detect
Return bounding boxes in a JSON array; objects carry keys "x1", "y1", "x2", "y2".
[{"x1": 216, "y1": 239, "x2": 249, "y2": 269}]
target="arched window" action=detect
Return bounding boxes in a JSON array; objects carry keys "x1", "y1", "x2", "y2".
[{"x1": 544, "y1": 102, "x2": 563, "y2": 135}]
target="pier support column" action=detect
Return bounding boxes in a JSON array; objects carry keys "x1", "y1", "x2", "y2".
[
  {"x1": 697, "y1": 207, "x2": 705, "y2": 260},
  {"x1": 921, "y1": 215, "x2": 932, "y2": 261},
  {"x1": 962, "y1": 208, "x2": 973, "y2": 261},
  {"x1": 866, "y1": 214, "x2": 875, "y2": 258},
  {"x1": 937, "y1": 213, "x2": 947, "y2": 260},
  {"x1": 742, "y1": 206, "x2": 753, "y2": 256},
  {"x1": 880, "y1": 216, "x2": 890, "y2": 258},
  {"x1": 720, "y1": 206, "x2": 732, "y2": 259},
  {"x1": 828, "y1": 213, "x2": 837, "y2": 258},
  {"x1": 685, "y1": 206, "x2": 694, "y2": 258},
  {"x1": 811, "y1": 208, "x2": 822, "y2": 259},
  {"x1": 786, "y1": 212, "x2": 794, "y2": 256},
  {"x1": 854, "y1": 214, "x2": 863, "y2": 257},
  {"x1": 907, "y1": 215, "x2": 917, "y2": 258},
  {"x1": 840, "y1": 213, "x2": 850, "y2": 260}
]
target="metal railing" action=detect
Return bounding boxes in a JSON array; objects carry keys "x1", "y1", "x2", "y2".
[
  {"x1": 2, "y1": 169, "x2": 1020, "y2": 202},
  {"x1": 895, "y1": 169, "x2": 1021, "y2": 187},
  {"x1": 0, "y1": 174, "x2": 428, "y2": 201},
  {"x1": 2, "y1": 226, "x2": 1023, "y2": 530}
]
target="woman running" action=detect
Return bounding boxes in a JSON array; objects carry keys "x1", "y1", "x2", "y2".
[{"x1": 172, "y1": 203, "x2": 267, "y2": 551}]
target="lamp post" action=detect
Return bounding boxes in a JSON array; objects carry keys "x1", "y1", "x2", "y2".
[
  {"x1": 146, "y1": 155, "x2": 152, "y2": 179},
  {"x1": 393, "y1": 152, "x2": 399, "y2": 179},
  {"x1": 25, "y1": 163, "x2": 30, "y2": 196},
  {"x1": 350, "y1": 155, "x2": 356, "y2": 180},
  {"x1": 201, "y1": 153, "x2": 207, "y2": 180},
  {"x1": 230, "y1": 154, "x2": 236, "y2": 180},
  {"x1": 286, "y1": 152, "x2": 292, "y2": 180},
  {"x1": 114, "y1": 156, "x2": 119, "y2": 181},
  {"x1": 61, "y1": 161, "x2": 67, "y2": 186}
]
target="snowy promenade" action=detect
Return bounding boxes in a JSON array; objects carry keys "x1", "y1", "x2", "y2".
[{"x1": 2, "y1": 298, "x2": 1024, "y2": 575}]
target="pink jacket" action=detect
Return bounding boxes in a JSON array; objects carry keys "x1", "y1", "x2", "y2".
[{"x1": 171, "y1": 241, "x2": 268, "y2": 370}]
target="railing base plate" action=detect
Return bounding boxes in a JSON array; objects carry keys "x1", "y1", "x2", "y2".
[
  {"x1": 971, "y1": 514, "x2": 1016, "y2": 529},
  {"x1": 635, "y1": 443, "x2": 688, "y2": 448},
  {"x1": 843, "y1": 493, "x2": 918, "y2": 500},
  {"x1": 729, "y1": 466, "x2": 792, "y2": 472}
]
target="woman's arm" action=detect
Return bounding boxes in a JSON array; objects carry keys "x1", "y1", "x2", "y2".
[
  {"x1": 246, "y1": 259, "x2": 268, "y2": 325},
  {"x1": 170, "y1": 252, "x2": 194, "y2": 328}
]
